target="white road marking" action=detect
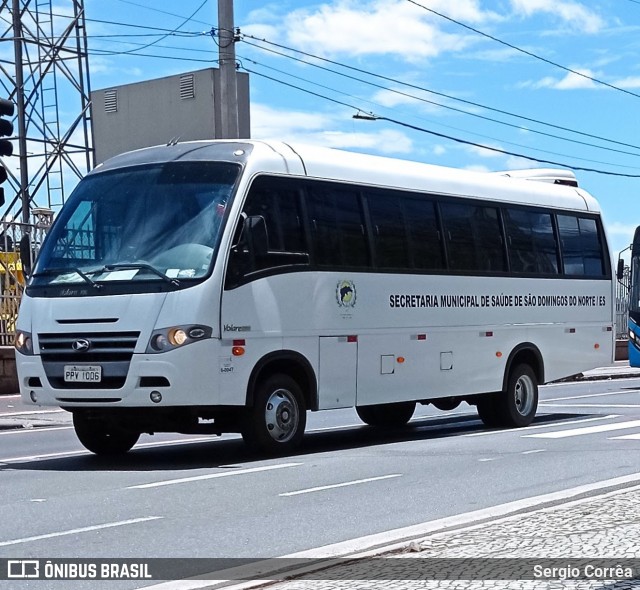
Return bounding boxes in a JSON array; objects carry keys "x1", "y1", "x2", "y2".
[
  {"x1": 280, "y1": 474, "x2": 402, "y2": 497},
  {"x1": 1, "y1": 449, "x2": 88, "y2": 463},
  {"x1": 521, "y1": 449, "x2": 546, "y2": 455},
  {"x1": 541, "y1": 403, "x2": 640, "y2": 408},
  {"x1": 525, "y1": 418, "x2": 640, "y2": 439},
  {"x1": 0, "y1": 516, "x2": 162, "y2": 547},
  {"x1": 128, "y1": 463, "x2": 302, "y2": 489},
  {"x1": 464, "y1": 414, "x2": 617, "y2": 437},
  {"x1": 0, "y1": 409, "x2": 65, "y2": 417},
  {"x1": 478, "y1": 458, "x2": 497, "y2": 462},
  {"x1": 609, "y1": 433, "x2": 640, "y2": 440},
  {"x1": 0, "y1": 436, "x2": 217, "y2": 463},
  {"x1": 0, "y1": 426, "x2": 74, "y2": 436},
  {"x1": 543, "y1": 390, "x2": 636, "y2": 402}
]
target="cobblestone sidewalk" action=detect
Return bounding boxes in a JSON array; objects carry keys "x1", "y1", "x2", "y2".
[{"x1": 248, "y1": 485, "x2": 640, "y2": 590}]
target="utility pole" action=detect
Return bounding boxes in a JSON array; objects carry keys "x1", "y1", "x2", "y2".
[{"x1": 218, "y1": 0, "x2": 239, "y2": 139}]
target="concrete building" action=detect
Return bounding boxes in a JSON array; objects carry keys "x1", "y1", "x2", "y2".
[{"x1": 91, "y1": 67, "x2": 250, "y2": 164}]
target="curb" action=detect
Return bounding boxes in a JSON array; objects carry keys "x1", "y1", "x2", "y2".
[{"x1": 145, "y1": 474, "x2": 640, "y2": 590}]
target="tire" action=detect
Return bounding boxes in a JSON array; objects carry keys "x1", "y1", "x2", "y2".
[
  {"x1": 356, "y1": 401, "x2": 415, "y2": 428},
  {"x1": 242, "y1": 374, "x2": 307, "y2": 454},
  {"x1": 498, "y1": 363, "x2": 538, "y2": 427},
  {"x1": 476, "y1": 393, "x2": 503, "y2": 428},
  {"x1": 431, "y1": 397, "x2": 461, "y2": 412},
  {"x1": 73, "y1": 412, "x2": 140, "y2": 456}
]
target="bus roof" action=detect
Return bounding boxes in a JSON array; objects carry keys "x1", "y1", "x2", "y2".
[{"x1": 96, "y1": 139, "x2": 600, "y2": 213}]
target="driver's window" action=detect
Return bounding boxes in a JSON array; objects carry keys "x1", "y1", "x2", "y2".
[{"x1": 225, "y1": 176, "x2": 309, "y2": 287}]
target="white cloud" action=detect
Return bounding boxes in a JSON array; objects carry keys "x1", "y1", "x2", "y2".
[
  {"x1": 250, "y1": 103, "x2": 413, "y2": 155},
  {"x1": 503, "y1": 155, "x2": 541, "y2": 170},
  {"x1": 519, "y1": 70, "x2": 598, "y2": 90},
  {"x1": 509, "y1": 0, "x2": 605, "y2": 34},
  {"x1": 241, "y1": 24, "x2": 280, "y2": 41},
  {"x1": 251, "y1": 103, "x2": 334, "y2": 138},
  {"x1": 613, "y1": 76, "x2": 640, "y2": 90},
  {"x1": 465, "y1": 142, "x2": 504, "y2": 159},
  {"x1": 317, "y1": 129, "x2": 413, "y2": 154},
  {"x1": 607, "y1": 221, "x2": 638, "y2": 240},
  {"x1": 283, "y1": 0, "x2": 476, "y2": 61},
  {"x1": 371, "y1": 88, "x2": 444, "y2": 114}
]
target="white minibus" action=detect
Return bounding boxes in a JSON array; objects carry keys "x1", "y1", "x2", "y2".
[{"x1": 15, "y1": 141, "x2": 615, "y2": 454}]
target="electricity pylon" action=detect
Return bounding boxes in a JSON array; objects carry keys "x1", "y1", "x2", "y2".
[{"x1": 1, "y1": 0, "x2": 93, "y2": 224}]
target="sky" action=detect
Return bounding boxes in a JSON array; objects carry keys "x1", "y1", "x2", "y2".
[{"x1": 78, "y1": 0, "x2": 640, "y2": 260}]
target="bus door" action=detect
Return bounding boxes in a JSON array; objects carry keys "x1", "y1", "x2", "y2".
[{"x1": 318, "y1": 336, "x2": 357, "y2": 409}]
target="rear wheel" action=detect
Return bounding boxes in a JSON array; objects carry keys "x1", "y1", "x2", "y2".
[
  {"x1": 242, "y1": 374, "x2": 306, "y2": 454},
  {"x1": 356, "y1": 401, "x2": 415, "y2": 428},
  {"x1": 499, "y1": 363, "x2": 538, "y2": 427},
  {"x1": 476, "y1": 364, "x2": 538, "y2": 428},
  {"x1": 73, "y1": 412, "x2": 140, "y2": 456}
]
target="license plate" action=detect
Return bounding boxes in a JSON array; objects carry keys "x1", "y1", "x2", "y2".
[{"x1": 64, "y1": 365, "x2": 102, "y2": 383}]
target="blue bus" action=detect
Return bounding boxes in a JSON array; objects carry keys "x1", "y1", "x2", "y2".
[{"x1": 626, "y1": 227, "x2": 640, "y2": 366}]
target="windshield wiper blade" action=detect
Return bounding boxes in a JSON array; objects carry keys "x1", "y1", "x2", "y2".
[
  {"x1": 32, "y1": 267, "x2": 102, "y2": 289},
  {"x1": 102, "y1": 263, "x2": 180, "y2": 286}
]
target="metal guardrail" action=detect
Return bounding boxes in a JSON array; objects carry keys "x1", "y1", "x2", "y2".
[
  {"x1": 0, "y1": 209, "x2": 53, "y2": 345},
  {"x1": 616, "y1": 266, "x2": 630, "y2": 342}
]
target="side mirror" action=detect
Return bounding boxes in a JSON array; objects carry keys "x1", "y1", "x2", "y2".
[
  {"x1": 243, "y1": 215, "x2": 269, "y2": 257},
  {"x1": 617, "y1": 258, "x2": 625, "y2": 281}
]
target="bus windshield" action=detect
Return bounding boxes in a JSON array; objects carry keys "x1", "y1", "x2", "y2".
[{"x1": 30, "y1": 161, "x2": 240, "y2": 292}]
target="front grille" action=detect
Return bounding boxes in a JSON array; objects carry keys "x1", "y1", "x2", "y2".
[
  {"x1": 39, "y1": 332, "x2": 139, "y2": 363},
  {"x1": 38, "y1": 331, "x2": 140, "y2": 390}
]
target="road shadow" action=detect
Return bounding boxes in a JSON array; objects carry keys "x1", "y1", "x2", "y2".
[{"x1": 0, "y1": 411, "x2": 592, "y2": 473}]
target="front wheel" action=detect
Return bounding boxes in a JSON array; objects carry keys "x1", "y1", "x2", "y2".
[
  {"x1": 356, "y1": 401, "x2": 415, "y2": 428},
  {"x1": 73, "y1": 412, "x2": 140, "y2": 456},
  {"x1": 242, "y1": 374, "x2": 307, "y2": 454}
]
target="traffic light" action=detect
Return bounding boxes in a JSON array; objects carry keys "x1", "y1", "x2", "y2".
[{"x1": 0, "y1": 97, "x2": 14, "y2": 206}]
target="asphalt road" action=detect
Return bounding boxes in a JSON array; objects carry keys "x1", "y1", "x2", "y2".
[{"x1": 1, "y1": 377, "x2": 640, "y2": 589}]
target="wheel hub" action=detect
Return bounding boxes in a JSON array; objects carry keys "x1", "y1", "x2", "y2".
[{"x1": 264, "y1": 389, "x2": 299, "y2": 442}]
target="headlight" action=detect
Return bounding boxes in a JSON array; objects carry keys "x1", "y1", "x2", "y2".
[
  {"x1": 146, "y1": 325, "x2": 212, "y2": 353},
  {"x1": 15, "y1": 330, "x2": 34, "y2": 355}
]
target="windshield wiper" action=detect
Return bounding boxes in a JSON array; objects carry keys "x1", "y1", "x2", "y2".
[
  {"x1": 31, "y1": 267, "x2": 102, "y2": 289},
  {"x1": 101, "y1": 263, "x2": 180, "y2": 287}
]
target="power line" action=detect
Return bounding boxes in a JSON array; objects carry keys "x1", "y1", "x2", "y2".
[
  {"x1": 241, "y1": 57, "x2": 640, "y2": 169},
  {"x1": 242, "y1": 66, "x2": 640, "y2": 178},
  {"x1": 110, "y1": 0, "x2": 213, "y2": 28},
  {"x1": 406, "y1": 0, "x2": 640, "y2": 100},
  {"x1": 240, "y1": 34, "x2": 640, "y2": 153},
  {"x1": 112, "y1": 0, "x2": 209, "y2": 55},
  {"x1": 242, "y1": 37, "x2": 640, "y2": 158}
]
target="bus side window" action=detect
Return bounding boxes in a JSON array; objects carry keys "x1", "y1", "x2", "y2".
[
  {"x1": 306, "y1": 182, "x2": 369, "y2": 269},
  {"x1": 504, "y1": 208, "x2": 559, "y2": 275},
  {"x1": 557, "y1": 214, "x2": 606, "y2": 277},
  {"x1": 440, "y1": 202, "x2": 505, "y2": 273},
  {"x1": 403, "y1": 197, "x2": 445, "y2": 271},
  {"x1": 366, "y1": 191, "x2": 410, "y2": 269}
]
